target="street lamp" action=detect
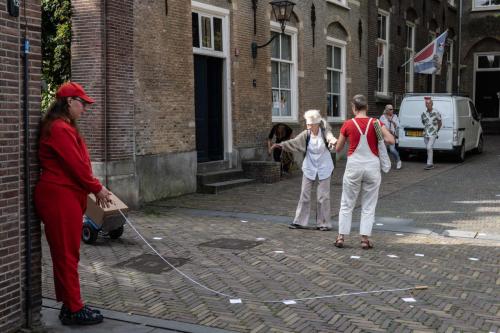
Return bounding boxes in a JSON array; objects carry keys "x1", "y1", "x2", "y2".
[{"x1": 251, "y1": 0, "x2": 296, "y2": 59}]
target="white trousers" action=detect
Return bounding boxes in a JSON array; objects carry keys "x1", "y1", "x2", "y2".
[
  {"x1": 293, "y1": 175, "x2": 331, "y2": 228},
  {"x1": 424, "y1": 136, "x2": 437, "y2": 166},
  {"x1": 338, "y1": 168, "x2": 381, "y2": 236}
]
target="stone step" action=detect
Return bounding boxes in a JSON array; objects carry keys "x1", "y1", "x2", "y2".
[
  {"x1": 198, "y1": 178, "x2": 256, "y2": 194},
  {"x1": 197, "y1": 169, "x2": 246, "y2": 185},
  {"x1": 197, "y1": 160, "x2": 230, "y2": 173}
]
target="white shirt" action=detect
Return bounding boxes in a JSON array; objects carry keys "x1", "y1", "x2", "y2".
[{"x1": 302, "y1": 128, "x2": 334, "y2": 181}]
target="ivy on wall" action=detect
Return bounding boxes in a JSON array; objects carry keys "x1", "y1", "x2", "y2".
[{"x1": 42, "y1": 0, "x2": 71, "y2": 112}]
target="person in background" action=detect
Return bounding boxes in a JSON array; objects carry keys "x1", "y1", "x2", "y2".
[
  {"x1": 271, "y1": 110, "x2": 337, "y2": 231},
  {"x1": 267, "y1": 123, "x2": 293, "y2": 174},
  {"x1": 380, "y1": 104, "x2": 402, "y2": 170},
  {"x1": 421, "y1": 96, "x2": 442, "y2": 170},
  {"x1": 35, "y1": 82, "x2": 112, "y2": 326},
  {"x1": 334, "y1": 95, "x2": 394, "y2": 249}
]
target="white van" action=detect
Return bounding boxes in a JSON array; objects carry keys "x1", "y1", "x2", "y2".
[{"x1": 397, "y1": 94, "x2": 483, "y2": 162}]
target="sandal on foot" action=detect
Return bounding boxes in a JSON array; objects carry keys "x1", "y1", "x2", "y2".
[
  {"x1": 317, "y1": 226, "x2": 331, "y2": 231},
  {"x1": 361, "y1": 239, "x2": 373, "y2": 249},
  {"x1": 334, "y1": 236, "x2": 344, "y2": 248},
  {"x1": 288, "y1": 223, "x2": 305, "y2": 229}
]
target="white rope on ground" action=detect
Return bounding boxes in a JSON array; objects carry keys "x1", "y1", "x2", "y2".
[{"x1": 119, "y1": 210, "x2": 427, "y2": 304}]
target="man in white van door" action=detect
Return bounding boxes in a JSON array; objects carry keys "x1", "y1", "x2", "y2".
[
  {"x1": 380, "y1": 104, "x2": 402, "y2": 169},
  {"x1": 421, "y1": 96, "x2": 442, "y2": 170}
]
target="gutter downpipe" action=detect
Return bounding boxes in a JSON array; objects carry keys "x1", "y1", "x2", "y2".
[
  {"x1": 22, "y1": 36, "x2": 33, "y2": 329},
  {"x1": 103, "y1": 0, "x2": 108, "y2": 187},
  {"x1": 457, "y1": 0, "x2": 462, "y2": 93}
]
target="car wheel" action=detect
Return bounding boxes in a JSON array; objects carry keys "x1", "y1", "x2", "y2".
[
  {"x1": 82, "y1": 224, "x2": 98, "y2": 244},
  {"x1": 456, "y1": 142, "x2": 466, "y2": 162},
  {"x1": 473, "y1": 135, "x2": 483, "y2": 154}
]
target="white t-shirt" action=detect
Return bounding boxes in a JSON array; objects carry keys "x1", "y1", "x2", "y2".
[{"x1": 302, "y1": 128, "x2": 334, "y2": 181}]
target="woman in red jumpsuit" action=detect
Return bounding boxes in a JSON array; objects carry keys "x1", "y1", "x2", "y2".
[{"x1": 35, "y1": 82, "x2": 112, "y2": 325}]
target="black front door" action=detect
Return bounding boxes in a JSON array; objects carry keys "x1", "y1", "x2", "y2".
[
  {"x1": 194, "y1": 55, "x2": 224, "y2": 162},
  {"x1": 475, "y1": 71, "x2": 500, "y2": 118}
]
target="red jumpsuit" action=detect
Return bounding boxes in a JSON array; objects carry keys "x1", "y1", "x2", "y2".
[{"x1": 35, "y1": 119, "x2": 102, "y2": 313}]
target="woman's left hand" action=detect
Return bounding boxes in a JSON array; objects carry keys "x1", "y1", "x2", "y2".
[{"x1": 96, "y1": 187, "x2": 114, "y2": 208}]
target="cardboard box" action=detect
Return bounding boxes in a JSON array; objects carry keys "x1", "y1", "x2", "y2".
[{"x1": 86, "y1": 193, "x2": 128, "y2": 229}]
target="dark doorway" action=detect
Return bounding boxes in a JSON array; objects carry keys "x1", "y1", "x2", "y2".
[
  {"x1": 194, "y1": 55, "x2": 224, "y2": 162},
  {"x1": 475, "y1": 71, "x2": 500, "y2": 118}
]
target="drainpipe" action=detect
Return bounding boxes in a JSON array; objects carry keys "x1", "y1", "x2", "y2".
[
  {"x1": 457, "y1": 0, "x2": 462, "y2": 93},
  {"x1": 22, "y1": 36, "x2": 33, "y2": 329},
  {"x1": 103, "y1": 0, "x2": 108, "y2": 186}
]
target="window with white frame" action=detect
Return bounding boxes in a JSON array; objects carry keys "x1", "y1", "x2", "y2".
[
  {"x1": 192, "y1": 12, "x2": 223, "y2": 52},
  {"x1": 473, "y1": 0, "x2": 500, "y2": 10},
  {"x1": 405, "y1": 23, "x2": 415, "y2": 92},
  {"x1": 271, "y1": 26, "x2": 297, "y2": 120},
  {"x1": 377, "y1": 11, "x2": 389, "y2": 94},
  {"x1": 326, "y1": 39, "x2": 346, "y2": 120},
  {"x1": 446, "y1": 41, "x2": 454, "y2": 92}
]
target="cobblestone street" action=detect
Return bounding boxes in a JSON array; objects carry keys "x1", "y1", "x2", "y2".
[{"x1": 42, "y1": 137, "x2": 500, "y2": 332}]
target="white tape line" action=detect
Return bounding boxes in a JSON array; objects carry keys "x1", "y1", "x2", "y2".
[
  {"x1": 350, "y1": 256, "x2": 361, "y2": 259},
  {"x1": 240, "y1": 220, "x2": 248, "y2": 223},
  {"x1": 375, "y1": 223, "x2": 384, "y2": 226},
  {"x1": 273, "y1": 250, "x2": 284, "y2": 254},
  {"x1": 402, "y1": 297, "x2": 416, "y2": 302},
  {"x1": 230, "y1": 299, "x2": 242, "y2": 304},
  {"x1": 468, "y1": 257, "x2": 480, "y2": 261},
  {"x1": 256, "y1": 238, "x2": 266, "y2": 241},
  {"x1": 153, "y1": 237, "x2": 163, "y2": 240},
  {"x1": 282, "y1": 300, "x2": 297, "y2": 305},
  {"x1": 395, "y1": 233, "x2": 404, "y2": 236},
  {"x1": 387, "y1": 255, "x2": 399, "y2": 258},
  {"x1": 415, "y1": 254, "x2": 425, "y2": 257},
  {"x1": 119, "y1": 210, "x2": 422, "y2": 304}
]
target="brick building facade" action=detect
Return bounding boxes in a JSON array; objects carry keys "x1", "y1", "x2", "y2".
[
  {"x1": 0, "y1": 0, "x2": 42, "y2": 332},
  {"x1": 459, "y1": 0, "x2": 500, "y2": 133},
  {"x1": 72, "y1": 0, "x2": 463, "y2": 205}
]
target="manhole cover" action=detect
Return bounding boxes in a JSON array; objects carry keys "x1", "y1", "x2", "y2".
[
  {"x1": 198, "y1": 238, "x2": 261, "y2": 250},
  {"x1": 115, "y1": 254, "x2": 188, "y2": 274}
]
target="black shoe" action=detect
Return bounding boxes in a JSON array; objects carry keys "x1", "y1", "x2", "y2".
[
  {"x1": 424, "y1": 164, "x2": 434, "y2": 170},
  {"x1": 59, "y1": 304, "x2": 100, "y2": 321},
  {"x1": 60, "y1": 306, "x2": 103, "y2": 326},
  {"x1": 288, "y1": 223, "x2": 305, "y2": 229}
]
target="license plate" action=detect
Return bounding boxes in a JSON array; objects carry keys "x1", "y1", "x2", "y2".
[{"x1": 406, "y1": 130, "x2": 423, "y2": 137}]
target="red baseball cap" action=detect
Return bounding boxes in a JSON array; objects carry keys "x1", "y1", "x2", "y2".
[
  {"x1": 56, "y1": 82, "x2": 95, "y2": 104},
  {"x1": 424, "y1": 96, "x2": 432, "y2": 101}
]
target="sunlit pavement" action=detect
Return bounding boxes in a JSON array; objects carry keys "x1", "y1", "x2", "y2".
[{"x1": 42, "y1": 136, "x2": 500, "y2": 332}]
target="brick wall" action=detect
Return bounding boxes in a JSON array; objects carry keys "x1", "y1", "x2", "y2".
[
  {"x1": 460, "y1": 1, "x2": 500, "y2": 101},
  {"x1": 0, "y1": 0, "x2": 42, "y2": 331},
  {"x1": 367, "y1": 0, "x2": 458, "y2": 116},
  {"x1": 134, "y1": 0, "x2": 195, "y2": 155}
]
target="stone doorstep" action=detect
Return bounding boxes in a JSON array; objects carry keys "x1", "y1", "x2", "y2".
[{"x1": 42, "y1": 298, "x2": 237, "y2": 333}]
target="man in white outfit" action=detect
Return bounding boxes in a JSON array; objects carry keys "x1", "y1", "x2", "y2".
[
  {"x1": 334, "y1": 95, "x2": 394, "y2": 249},
  {"x1": 421, "y1": 96, "x2": 442, "y2": 170}
]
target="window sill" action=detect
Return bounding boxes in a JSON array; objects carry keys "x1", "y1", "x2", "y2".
[
  {"x1": 471, "y1": 6, "x2": 500, "y2": 12},
  {"x1": 375, "y1": 92, "x2": 393, "y2": 102},
  {"x1": 326, "y1": 0, "x2": 351, "y2": 10},
  {"x1": 327, "y1": 117, "x2": 346, "y2": 124},
  {"x1": 272, "y1": 117, "x2": 299, "y2": 124}
]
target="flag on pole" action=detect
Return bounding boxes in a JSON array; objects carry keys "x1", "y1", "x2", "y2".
[{"x1": 414, "y1": 30, "x2": 448, "y2": 75}]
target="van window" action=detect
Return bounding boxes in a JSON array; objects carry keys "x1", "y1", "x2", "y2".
[
  {"x1": 457, "y1": 100, "x2": 470, "y2": 118},
  {"x1": 469, "y1": 101, "x2": 481, "y2": 121},
  {"x1": 401, "y1": 100, "x2": 452, "y2": 126}
]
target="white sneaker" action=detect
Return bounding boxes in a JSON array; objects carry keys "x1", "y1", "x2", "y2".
[{"x1": 396, "y1": 160, "x2": 402, "y2": 169}]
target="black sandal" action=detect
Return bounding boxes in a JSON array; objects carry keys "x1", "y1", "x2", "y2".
[
  {"x1": 317, "y1": 226, "x2": 331, "y2": 231},
  {"x1": 288, "y1": 223, "x2": 305, "y2": 229},
  {"x1": 361, "y1": 239, "x2": 373, "y2": 250}
]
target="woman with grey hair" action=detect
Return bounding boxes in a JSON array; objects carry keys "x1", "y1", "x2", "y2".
[
  {"x1": 271, "y1": 110, "x2": 337, "y2": 231},
  {"x1": 335, "y1": 95, "x2": 394, "y2": 249}
]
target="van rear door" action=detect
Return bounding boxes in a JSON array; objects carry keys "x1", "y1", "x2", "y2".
[{"x1": 399, "y1": 99, "x2": 453, "y2": 150}]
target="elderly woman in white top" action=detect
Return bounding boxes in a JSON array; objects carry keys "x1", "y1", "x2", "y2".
[{"x1": 271, "y1": 110, "x2": 337, "y2": 231}]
